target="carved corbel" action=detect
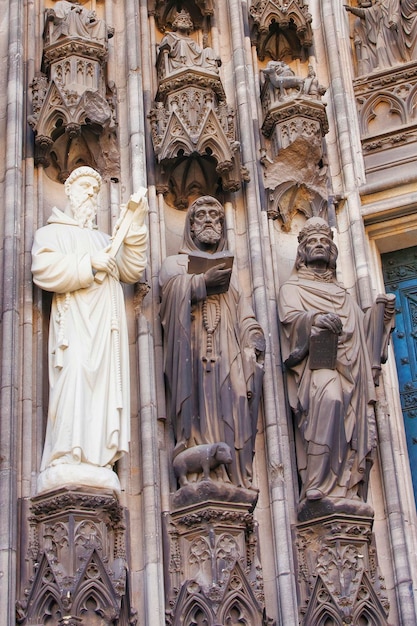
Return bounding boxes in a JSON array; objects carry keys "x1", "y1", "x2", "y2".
[
  {"x1": 259, "y1": 61, "x2": 329, "y2": 206},
  {"x1": 17, "y1": 488, "x2": 135, "y2": 626}
]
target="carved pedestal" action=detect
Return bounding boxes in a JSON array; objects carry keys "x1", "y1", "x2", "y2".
[
  {"x1": 260, "y1": 79, "x2": 329, "y2": 228},
  {"x1": 295, "y1": 514, "x2": 389, "y2": 625},
  {"x1": 17, "y1": 487, "x2": 135, "y2": 626},
  {"x1": 163, "y1": 497, "x2": 273, "y2": 626}
]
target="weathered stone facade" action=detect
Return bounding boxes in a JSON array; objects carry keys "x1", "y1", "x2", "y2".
[{"x1": 1, "y1": 1, "x2": 417, "y2": 625}]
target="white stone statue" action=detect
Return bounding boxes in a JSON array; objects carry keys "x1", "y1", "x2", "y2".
[
  {"x1": 159, "y1": 9, "x2": 220, "y2": 74},
  {"x1": 32, "y1": 166, "x2": 148, "y2": 494},
  {"x1": 47, "y1": 0, "x2": 109, "y2": 44}
]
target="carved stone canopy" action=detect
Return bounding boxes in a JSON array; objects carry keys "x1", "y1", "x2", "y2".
[
  {"x1": 249, "y1": 0, "x2": 313, "y2": 62},
  {"x1": 266, "y1": 182, "x2": 328, "y2": 230},
  {"x1": 149, "y1": 82, "x2": 247, "y2": 207},
  {"x1": 150, "y1": 0, "x2": 213, "y2": 32},
  {"x1": 296, "y1": 515, "x2": 389, "y2": 626},
  {"x1": 29, "y1": 5, "x2": 119, "y2": 182}
]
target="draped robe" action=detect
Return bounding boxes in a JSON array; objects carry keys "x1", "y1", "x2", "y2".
[
  {"x1": 160, "y1": 242, "x2": 264, "y2": 489},
  {"x1": 32, "y1": 207, "x2": 147, "y2": 471},
  {"x1": 278, "y1": 270, "x2": 377, "y2": 500}
]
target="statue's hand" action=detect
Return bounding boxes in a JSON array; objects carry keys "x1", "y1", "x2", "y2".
[
  {"x1": 127, "y1": 189, "x2": 148, "y2": 228},
  {"x1": 314, "y1": 312, "x2": 343, "y2": 335},
  {"x1": 204, "y1": 263, "x2": 232, "y2": 291},
  {"x1": 91, "y1": 248, "x2": 119, "y2": 279},
  {"x1": 377, "y1": 293, "x2": 396, "y2": 320},
  {"x1": 249, "y1": 331, "x2": 266, "y2": 357}
]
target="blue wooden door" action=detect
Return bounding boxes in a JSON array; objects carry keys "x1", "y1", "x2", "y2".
[{"x1": 382, "y1": 246, "x2": 417, "y2": 501}]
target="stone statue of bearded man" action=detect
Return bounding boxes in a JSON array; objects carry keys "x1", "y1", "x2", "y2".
[
  {"x1": 278, "y1": 217, "x2": 395, "y2": 520},
  {"x1": 32, "y1": 166, "x2": 148, "y2": 494}
]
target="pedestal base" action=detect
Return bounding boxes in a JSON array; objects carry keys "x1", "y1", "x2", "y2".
[
  {"x1": 171, "y1": 479, "x2": 258, "y2": 511},
  {"x1": 295, "y1": 513, "x2": 390, "y2": 625},
  {"x1": 37, "y1": 462, "x2": 121, "y2": 495},
  {"x1": 17, "y1": 487, "x2": 135, "y2": 625},
  {"x1": 164, "y1": 497, "x2": 272, "y2": 626},
  {"x1": 297, "y1": 495, "x2": 374, "y2": 521}
]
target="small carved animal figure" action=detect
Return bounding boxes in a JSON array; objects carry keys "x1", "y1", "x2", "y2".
[
  {"x1": 173, "y1": 442, "x2": 233, "y2": 487},
  {"x1": 263, "y1": 60, "x2": 305, "y2": 99}
]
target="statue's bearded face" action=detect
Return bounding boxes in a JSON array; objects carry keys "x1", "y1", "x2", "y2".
[
  {"x1": 304, "y1": 233, "x2": 332, "y2": 266},
  {"x1": 191, "y1": 205, "x2": 223, "y2": 246},
  {"x1": 68, "y1": 175, "x2": 100, "y2": 229}
]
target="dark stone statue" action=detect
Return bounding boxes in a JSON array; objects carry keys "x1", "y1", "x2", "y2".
[
  {"x1": 278, "y1": 217, "x2": 395, "y2": 519},
  {"x1": 160, "y1": 196, "x2": 265, "y2": 494}
]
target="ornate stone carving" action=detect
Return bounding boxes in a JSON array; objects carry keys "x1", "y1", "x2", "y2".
[
  {"x1": 28, "y1": 1, "x2": 119, "y2": 182},
  {"x1": 278, "y1": 218, "x2": 396, "y2": 519},
  {"x1": 295, "y1": 515, "x2": 389, "y2": 625},
  {"x1": 261, "y1": 63, "x2": 328, "y2": 146},
  {"x1": 160, "y1": 197, "x2": 265, "y2": 503},
  {"x1": 163, "y1": 502, "x2": 273, "y2": 626},
  {"x1": 351, "y1": 60, "x2": 417, "y2": 181},
  {"x1": 250, "y1": 0, "x2": 313, "y2": 61},
  {"x1": 16, "y1": 487, "x2": 136, "y2": 625},
  {"x1": 353, "y1": 61, "x2": 417, "y2": 142},
  {"x1": 266, "y1": 182, "x2": 328, "y2": 230},
  {"x1": 150, "y1": 10, "x2": 246, "y2": 208}
]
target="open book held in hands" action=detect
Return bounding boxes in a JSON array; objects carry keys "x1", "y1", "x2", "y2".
[{"x1": 187, "y1": 251, "x2": 234, "y2": 294}]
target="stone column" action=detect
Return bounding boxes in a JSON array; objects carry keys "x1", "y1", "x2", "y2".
[{"x1": 0, "y1": 0, "x2": 24, "y2": 621}]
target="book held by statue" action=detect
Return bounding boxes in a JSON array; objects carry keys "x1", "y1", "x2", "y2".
[
  {"x1": 187, "y1": 251, "x2": 234, "y2": 294},
  {"x1": 309, "y1": 328, "x2": 338, "y2": 370}
]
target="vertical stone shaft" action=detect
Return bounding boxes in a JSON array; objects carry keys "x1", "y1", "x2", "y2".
[
  {"x1": 226, "y1": 1, "x2": 298, "y2": 623},
  {"x1": 0, "y1": 0, "x2": 24, "y2": 621}
]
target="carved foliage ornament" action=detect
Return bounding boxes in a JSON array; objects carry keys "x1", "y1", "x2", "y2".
[
  {"x1": 17, "y1": 490, "x2": 135, "y2": 625},
  {"x1": 295, "y1": 516, "x2": 389, "y2": 625}
]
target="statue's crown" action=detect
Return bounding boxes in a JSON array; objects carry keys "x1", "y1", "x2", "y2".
[
  {"x1": 173, "y1": 9, "x2": 193, "y2": 26},
  {"x1": 298, "y1": 217, "x2": 333, "y2": 243}
]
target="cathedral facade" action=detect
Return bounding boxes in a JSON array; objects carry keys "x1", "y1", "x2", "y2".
[{"x1": 1, "y1": 1, "x2": 417, "y2": 624}]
